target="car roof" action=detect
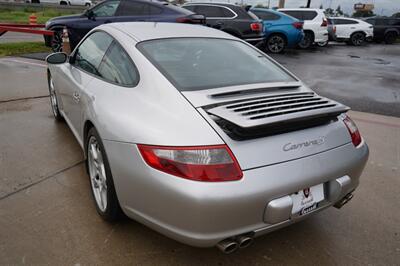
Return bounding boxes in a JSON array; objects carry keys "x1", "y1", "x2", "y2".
[
  {"x1": 279, "y1": 8, "x2": 323, "y2": 12},
  {"x1": 103, "y1": 22, "x2": 236, "y2": 42},
  {"x1": 183, "y1": 2, "x2": 239, "y2": 7}
]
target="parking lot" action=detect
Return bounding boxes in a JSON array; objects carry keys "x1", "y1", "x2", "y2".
[{"x1": 0, "y1": 43, "x2": 399, "y2": 264}]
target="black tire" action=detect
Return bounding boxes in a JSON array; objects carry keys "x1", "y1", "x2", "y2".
[
  {"x1": 85, "y1": 3, "x2": 91, "y2": 7},
  {"x1": 298, "y1": 31, "x2": 313, "y2": 49},
  {"x1": 86, "y1": 127, "x2": 123, "y2": 222},
  {"x1": 350, "y1": 32, "x2": 365, "y2": 46},
  {"x1": 50, "y1": 29, "x2": 63, "y2": 52},
  {"x1": 266, "y1": 34, "x2": 286, "y2": 53},
  {"x1": 47, "y1": 72, "x2": 63, "y2": 121},
  {"x1": 31, "y1": 0, "x2": 40, "y2": 3},
  {"x1": 384, "y1": 32, "x2": 397, "y2": 44},
  {"x1": 60, "y1": 1, "x2": 68, "y2": 5}
]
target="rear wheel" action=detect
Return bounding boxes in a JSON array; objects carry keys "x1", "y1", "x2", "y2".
[
  {"x1": 350, "y1": 32, "x2": 365, "y2": 46},
  {"x1": 384, "y1": 32, "x2": 397, "y2": 44},
  {"x1": 298, "y1": 31, "x2": 313, "y2": 49},
  {"x1": 86, "y1": 127, "x2": 123, "y2": 222},
  {"x1": 50, "y1": 29, "x2": 63, "y2": 52},
  {"x1": 266, "y1": 34, "x2": 286, "y2": 53}
]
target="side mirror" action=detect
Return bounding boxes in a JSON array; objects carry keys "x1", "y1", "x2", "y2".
[
  {"x1": 46, "y1": 52, "x2": 68, "y2": 64},
  {"x1": 85, "y1": 9, "x2": 95, "y2": 20}
]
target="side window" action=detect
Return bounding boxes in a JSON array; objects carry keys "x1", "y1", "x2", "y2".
[
  {"x1": 220, "y1": 7, "x2": 235, "y2": 18},
  {"x1": 254, "y1": 11, "x2": 279, "y2": 20},
  {"x1": 302, "y1": 11, "x2": 317, "y2": 20},
  {"x1": 182, "y1": 5, "x2": 195, "y2": 12},
  {"x1": 281, "y1": 11, "x2": 302, "y2": 20},
  {"x1": 345, "y1": 19, "x2": 359, "y2": 24},
  {"x1": 196, "y1": 5, "x2": 224, "y2": 17},
  {"x1": 120, "y1": 1, "x2": 148, "y2": 16},
  {"x1": 389, "y1": 19, "x2": 400, "y2": 26},
  {"x1": 98, "y1": 42, "x2": 139, "y2": 86},
  {"x1": 149, "y1": 5, "x2": 163, "y2": 15},
  {"x1": 92, "y1": 0, "x2": 120, "y2": 17},
  {"x1": 74, "y1": 31, "x2": 113, "y2": 76}
]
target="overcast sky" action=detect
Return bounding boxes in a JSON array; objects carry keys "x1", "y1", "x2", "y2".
[{"x1": 190, "y1": 0, "x2": 400, "y2": 16}]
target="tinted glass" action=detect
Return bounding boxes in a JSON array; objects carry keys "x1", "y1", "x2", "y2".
[
  {"x1": 98, "y1": 42, "x2": 139, "y2": 86},
  {"x1": 182, "y1": 5, "x2": 195, "y2": 12},
  {"x1": 221, "y1": 7, "x2": 235, "y2": 17},
  {"x1": 365, "y1": 18, "x2": 375, "y2": 25},
  {"x1": 252, "y1": 10, "x2": 280, "y2": 20},
  {"x1": 149, "y1": 5, "x2": 163, "y2": 15},
  {"x1": 302, "y1": 11, "x2": 317, "y2": 20},
  {"x1": 389, "y1": 19, "x2": 400, "y2": 26},
  {"x1": 137, "y1": 38, "x2": 295, "y2": 91},
  {"x1": 281, "y1": 10, "x2": 301, "y2": 20},
  {"x1": 74, "y1": 31, "x2": 113, "y2": 76},
  {"x1": 92, "y1": 0, "x2": 120, "y2": 17},
  {"x1": 195, "y1": 5, "x2": 225, "y2": 17},
  {"x1": 120, "y1": 1, "x2": 147, "y2": 16}
]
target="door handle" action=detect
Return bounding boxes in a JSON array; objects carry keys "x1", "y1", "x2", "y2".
[{"x1": 73, "y1": 92, "x2": 80, "y2": 102}]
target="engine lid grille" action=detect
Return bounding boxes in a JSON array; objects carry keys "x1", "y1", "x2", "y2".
[{"x1": 206, "y1": 92, "x2": 349, "y2": 128}]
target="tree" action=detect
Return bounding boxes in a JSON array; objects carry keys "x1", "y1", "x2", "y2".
[
  {"x1": 392, "y1": 12, "x2": 400, "y2": 18},
  {"x1": 325, "y1": 8, "x2": 334, "y2": 17},
  {"x1": 352, "y1": 10, "x2": 375, "y2": 18},
  {"x1": 336, "y1": 5, "x2": 344, "y2": 16}
]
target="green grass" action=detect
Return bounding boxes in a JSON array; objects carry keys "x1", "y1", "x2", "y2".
[
  {"x1": 0, "y1": 8, "x2": 80, "y2": 24},
  {"x1": 0, "y1": 41, "x2": 50, "y2": 57}
]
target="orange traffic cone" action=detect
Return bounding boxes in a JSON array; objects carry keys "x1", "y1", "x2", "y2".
[
  {"x1": 29, "y1": 13, "x2": 37, "y2": 25},
  {"x1": 62, "y1": 27, "x2": 71, "y2": 55}
]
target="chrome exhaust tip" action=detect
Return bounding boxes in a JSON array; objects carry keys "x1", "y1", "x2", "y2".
[
  {"x1": 334, "y1": 193, "x2": 354, "y2": 209},
  {"x1": 216, "y1": 239, "x2": 239, "y2": 254},
  {"x1": 237, "y1": 235, "x2": 253, "y2": 249}
]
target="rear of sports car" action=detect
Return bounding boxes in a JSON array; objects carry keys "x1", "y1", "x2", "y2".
[{"x1": 104, "y1": 34, "x2": 368, "y2": 252}]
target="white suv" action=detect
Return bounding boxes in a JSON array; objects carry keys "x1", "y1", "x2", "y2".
[
  {"x1": 279, "y1": 8, "x2": 328, "y2": 48},
  {"x1": 329, "y1": 17, "x2": 373, "y2": 46}
]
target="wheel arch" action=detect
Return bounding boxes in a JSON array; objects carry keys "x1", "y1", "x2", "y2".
[
  {"x1": 267, "y1": 31, "x2": 288, "y2": 43},
  {"x1": 83, "y1": 120, "x2": 95, "y2": 158}
]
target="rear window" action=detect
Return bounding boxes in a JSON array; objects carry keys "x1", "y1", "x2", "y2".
[
  {"x1": 137, "y1": 38, "x2": 296, "y2": 91},
  {"x1": 252, "y1": 10, "x2": 280, "y2": 20}
]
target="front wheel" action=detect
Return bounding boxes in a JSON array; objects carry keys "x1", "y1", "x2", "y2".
[
  {"x1": 298, "y1": 32, "x2": 313, "y2": 49},
  {"x1": 266, "y1": 34, "x2": 286, "y2": 53},
  {"x1": 47, "y1": 73, "x2": 63, "y2": 121},
  {"x1": 350, "y1": 32, "x2": 365, "y2": 46},
  {"x1": 86, "y1": 127, "x2": 123, "y2": 222},
  {"x1": 50, "y1": 29, "x2": 63, "y2": 52}
]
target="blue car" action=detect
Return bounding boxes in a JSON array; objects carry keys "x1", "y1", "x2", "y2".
[
  {"x1": 44, "y1": 0, "x2": 205, "y2": 52},
  {"x1": 250, "y1": 8, "x2": 304, "y2": 53}
]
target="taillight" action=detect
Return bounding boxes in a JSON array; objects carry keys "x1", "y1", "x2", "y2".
[
  {"x1": 138, "y1": 144, "x2": 243, "y2": 182},
  {"x1": 292, "y1": 21, "x2": 303, "y2": 29},
  {"x1": 176, "y1": 14, "x2": 205, "y2": 24},
  {"x1": 176, "y1": 17, "x2": 190, "y2": 23},
  {"x1": 250, "y1": 22, "x2": 262, "y2": 32},
  {"x1": 321, "y1": 18, "x2": 328, "y2": 27},
  {"x1": 333, "y1": 26, "x2": 337, "y2": 33},
  {"x1": 341, "y1": 114, "x2": 362, "y2": 147}
]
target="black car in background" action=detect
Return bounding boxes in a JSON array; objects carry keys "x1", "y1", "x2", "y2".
[
  {"x1": 365, "y1": 18, "x2": 400, "y2": 44},
  {"x1": 45, "y1": 0, "x2": 205, "y2": 52},
  {"x1": 182, "y1": 3, "x2": 264, "y2": 45}
]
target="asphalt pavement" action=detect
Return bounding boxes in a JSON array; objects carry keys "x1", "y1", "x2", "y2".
[
  {"x1": 0, "y1": 32, "x2": 44, "y2": 43},
  {"x1": 0, "y1": 45, "x2": 399, "y2": 264}
]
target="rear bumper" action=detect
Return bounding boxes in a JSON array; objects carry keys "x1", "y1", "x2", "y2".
[{"x1": 104, "y1": 139, "x2": 369, "y2": 247}]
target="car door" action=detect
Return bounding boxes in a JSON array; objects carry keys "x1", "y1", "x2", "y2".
[
  {"x1": 57, "y1": 31, "x2": 114, "y2": 141},
  {"x1": 73, "y1": 0, "x2": 121, "y2": 42},
  {"x1": 333, "y1": 19, "x2": 345, "y2": 38}
]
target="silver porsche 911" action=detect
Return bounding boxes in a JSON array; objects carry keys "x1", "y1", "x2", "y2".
[{"x1": 46, "y1": 22, "x2": 369, "y2": 253}]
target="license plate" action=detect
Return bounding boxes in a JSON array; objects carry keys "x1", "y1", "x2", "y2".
[{"x1": 291, "y1": 184, "x2": 324, "y2": 215}]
